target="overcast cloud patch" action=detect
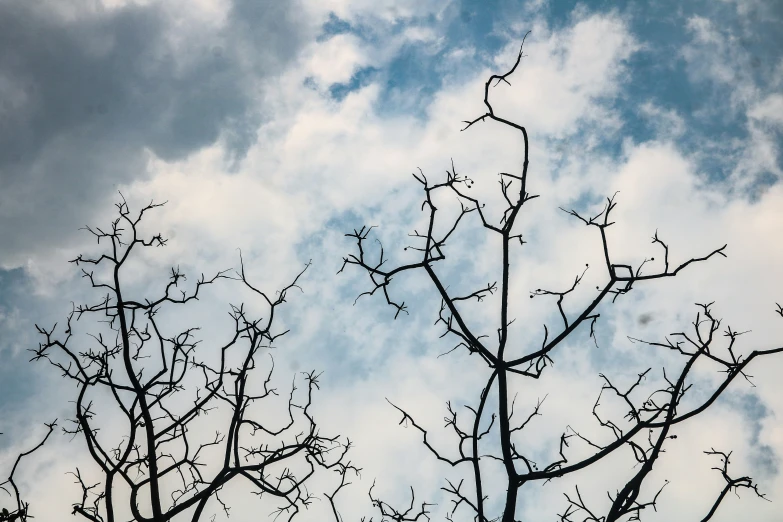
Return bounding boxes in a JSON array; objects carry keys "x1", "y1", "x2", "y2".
[{"x1": 0, "y1": 0, "x2": 307, "y2": 269}]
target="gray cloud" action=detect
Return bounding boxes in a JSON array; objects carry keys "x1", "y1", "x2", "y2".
[{"x1": 0, "y1": 0, "x2": 308, "y2": 268}]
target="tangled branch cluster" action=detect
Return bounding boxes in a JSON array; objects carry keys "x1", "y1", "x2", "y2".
[
  {"x1": 342, "y1": 38, "x2": 781, "y2": 522},
  {"x1": 30, "y1": 197, "x2": 356, "y2": 522}
]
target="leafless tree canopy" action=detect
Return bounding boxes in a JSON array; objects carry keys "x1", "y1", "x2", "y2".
[
  {"x1": 5, "y1": 37, "x2": 781, "y2": 522},
  {"x1": 30, "y1": 198, "x2": 356, "y2": 522},
  {"x1": 342, "y1": 37, "x2": 783, "y2": 522}
]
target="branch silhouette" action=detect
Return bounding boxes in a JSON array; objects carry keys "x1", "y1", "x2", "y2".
[
  {"x1": 32, "y1": 197, "x2": 355, "y2": 522},
  {"x1": 0, "y1": 422, "x2": 56, "y2": 522},
  {"x1": 343, "y1": 40, "x2": 781, "y2": 522}
]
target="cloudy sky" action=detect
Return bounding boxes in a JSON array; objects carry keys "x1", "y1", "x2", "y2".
[{"x1": 0, "y1": 0, "x2": 782, "y2": 520}]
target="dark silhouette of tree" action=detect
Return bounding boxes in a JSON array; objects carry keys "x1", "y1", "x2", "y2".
[
  {"x1": 0, "y1": 422, "x2": 56, "y2": 522},
  {"x1": 342, "y1": 38, "x2": 782, "y2": 522},
  {"x1": 31, "y1": 197, "x2": 357, "y2": 522}
]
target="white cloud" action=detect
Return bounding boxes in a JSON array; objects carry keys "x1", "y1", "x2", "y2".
[
  {"x1": 639, "y1": 101, "x2": 686, "y2": 139},
  {"x1": 303, "y1": 34, "x2": 369, "y2": 86},
  {"x1": 303, "y1": 0, "x2": 450, "y2": 25},
  {"x1": 681, "y1": 15, "x2": 783, "y2": 190},
  {"x1": 749, "y1": 94, "x2": 783, "y2": 127}
]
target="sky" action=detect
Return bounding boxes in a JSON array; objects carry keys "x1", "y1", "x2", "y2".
[{"x1": 0, "y1": 0, "x2": 782, "y2": 520}]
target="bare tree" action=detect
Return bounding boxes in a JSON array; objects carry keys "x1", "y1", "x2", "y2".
[
  {"x1": 341, "y1": 38, "x2": 782, "y2": 522},
  {"x1": 0, "y1": 422, "x2": 56, "y2": 522},
  {"x1": 32, "y1": 197, "x2": 356, "y2": 522}
]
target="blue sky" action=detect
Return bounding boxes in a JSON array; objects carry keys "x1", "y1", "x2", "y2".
[{"x1": 0, "y1": 0, "x2": 782, "y2": 521}]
